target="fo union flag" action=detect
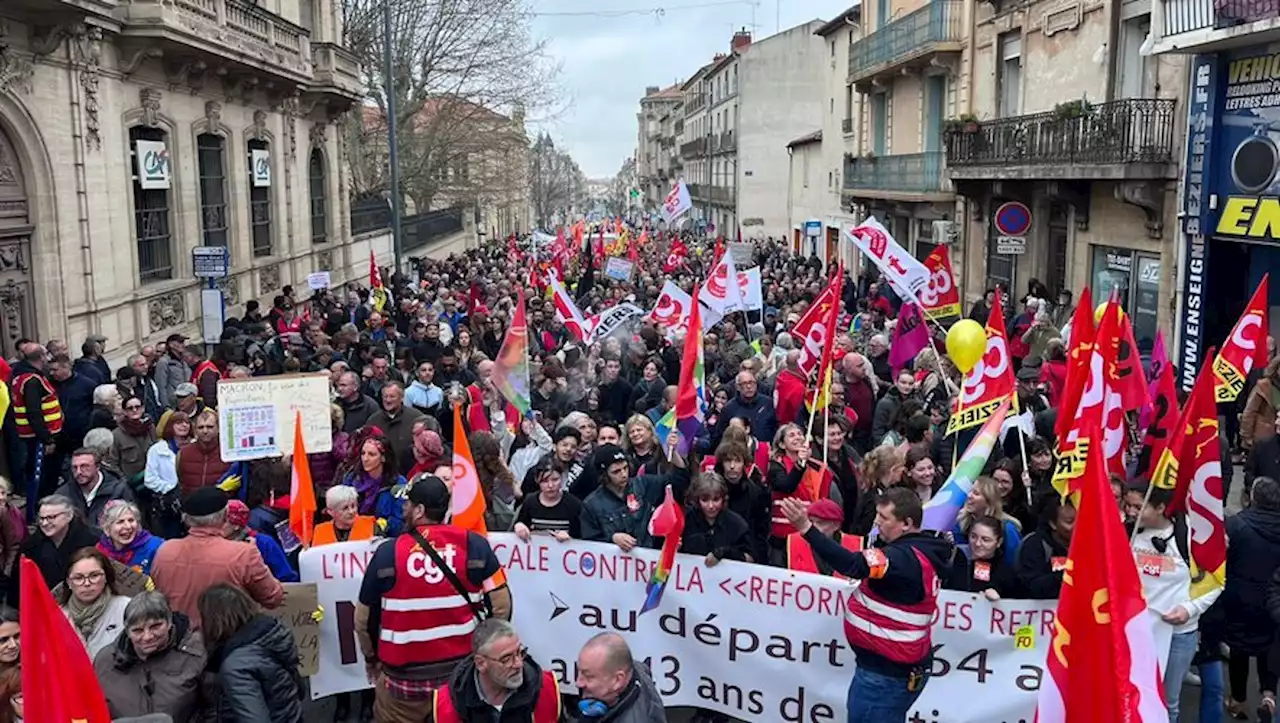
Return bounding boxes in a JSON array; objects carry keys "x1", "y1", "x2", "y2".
[{"x1": 1213, "y1": 274, "x2": 1268, "y2": 403}]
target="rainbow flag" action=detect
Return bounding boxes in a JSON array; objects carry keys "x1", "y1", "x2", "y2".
[
  {"x1": 492, "y1": 287, "x2": 532, "y2": 417},
  {"x1": 640, "y1": 485, "x2": 685, "y2": 614},
  {"x1": 671, "y1": 284, "x2": 706, "y2": 456},
  {"x1": 921, "y1": 397, "x2": 1010, "y2": 533}
]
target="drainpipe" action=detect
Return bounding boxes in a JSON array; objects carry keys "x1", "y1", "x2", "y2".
[{"x1": 68, "y1": 30, "x2": 98, "y2": 332}]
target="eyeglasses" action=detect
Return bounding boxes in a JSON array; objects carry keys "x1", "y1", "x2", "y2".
[
  {"x1": 69, "y1": 571, "x2": 106, "y2": 586},
  {"x1": 480, "y1": 645, "x2": 528, "y2": 666},
  {"x1": 37, "y1": 511, "x2": 69, "y2": 523}
]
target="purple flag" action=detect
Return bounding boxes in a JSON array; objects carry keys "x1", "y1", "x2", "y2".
[
  {"x1": 1139, "y1": 331, "x2": 1168, "y2": 431},
  {"x1": 889, "y1": 302, "x2": 929, "y2": 374}
]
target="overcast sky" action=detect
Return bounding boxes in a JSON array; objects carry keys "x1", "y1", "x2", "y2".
[{"x1": 530, "y1": 0, "x2": 856, "y2": 178}]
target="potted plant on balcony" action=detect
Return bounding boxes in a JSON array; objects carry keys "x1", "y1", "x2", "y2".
[
  {"x1": 943, "y1": 113, "x2": 981, "y2": 134},
  {"x1": 1052, "y1": 99, "x2": 1093, "y2": 121},
  {"x1": 862, "y1": 150, "x2": 878, "y2": 162}
]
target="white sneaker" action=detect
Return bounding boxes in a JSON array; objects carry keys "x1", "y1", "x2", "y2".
[{"x1": 1184, "y1": 670, "x2": 1201, "y2": 686}]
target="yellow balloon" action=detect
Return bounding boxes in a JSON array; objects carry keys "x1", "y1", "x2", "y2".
[
  {"x1": 946, "y1": 319, "x2": 987, "y2": 374},
  {"x1": 1093, "y1": 302, "x2": 1127, "y2": 325}
]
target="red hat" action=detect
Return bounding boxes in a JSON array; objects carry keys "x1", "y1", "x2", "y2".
[
  {"x1": 807, "y1": 499, "x2": 844, "y2": 523},
  {"x1": 226, "y1": 499, "x2": 250, "y2": 528}
]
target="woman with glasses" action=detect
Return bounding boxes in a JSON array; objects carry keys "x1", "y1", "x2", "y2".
[
  {"x1": 57, "y1": 547, "x2": 131, "y2": 659},
  {"x1": 198, "y1": 583, "x2": 303, "y2": 723},
  {"x1": 109, "y1": 396, "x2": 157, "y2": 488},
  {"x1": 95, "y1": 591, "x2": 212, "y2": 721}
]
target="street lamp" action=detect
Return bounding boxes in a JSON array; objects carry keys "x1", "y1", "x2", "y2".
[{"x1": 382, "y1": 0, "x2": 403, "y2": 273}]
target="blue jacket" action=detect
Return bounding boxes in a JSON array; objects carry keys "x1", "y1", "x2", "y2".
[
  {"x1": 251, "y1": 532, "x2": 299, "y2": 583},
  {"x1": 952, "y1": 518, "x2": 1023, "y2": 566},
  {"x1": 53, "y1": 371, "x2": 98, "y2": 446},
  {"x1": 373, "y1": 479, "x2": 408, "y2": 537}
]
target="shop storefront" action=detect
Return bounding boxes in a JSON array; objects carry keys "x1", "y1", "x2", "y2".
[{"x1": 1176, "y1": 46, "x2": 1280, "y2": 390}]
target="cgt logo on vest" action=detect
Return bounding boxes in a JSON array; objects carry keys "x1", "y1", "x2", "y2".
[{"x1": 407, "y1": 543, "x2": 458, "y2": 584}]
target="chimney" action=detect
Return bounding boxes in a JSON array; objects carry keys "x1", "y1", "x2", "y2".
[
  {"x1": 731, "y1": 28, "x2": 752, "y2": 53},
  {"x1": 645, "y1": 86, "x2": 660, "y2": 96}
]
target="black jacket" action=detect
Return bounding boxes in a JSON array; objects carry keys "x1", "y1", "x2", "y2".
[
  {"x1": 679, "y1": 508, "x2": 752, "y2": 562},
  {"x1": 580, "y1": 466, "x2": 691, "y2": 547},
  {"x1": 717, "y1": 464, "x2": 770, "y2": 564},
  {"x1": 713, "y1": 394, "x2": 777, "y2": 449},
  {"x1": 946, "y1": 551, "x2": 1022, "y2": 599},
  {"x1": 802, "y1": 528, "x2": 956, "y2": 677},
  {"x1": 212, "y1": 615, "x2": 303, "y2": 723},
  {"x1": 1223, "y1": 507, "x2": 1280, "y2": 654},
  {"x1": 1245, "y1": 436, "x2": 1280, "y2": 492},
  {"x1": 54, "y1": 371, "x2": 98, "y2": 448},
  {"x1": 12, "y1": 361, "x2": 55, "y2": 442},
  {"x1": 437, "y1": 654, "x2": 558, "y2": 722},
  {"x1": 9, "y1": 518, "x2": 100, "y2": 605},
  {"x1": 597, "y1": 378, "x2": 634, "y2": 426},
  {"x1": 1015, "y1": 527, "x2": 1070, "y2": 600},
  {"x1": 56, "y1": 469, "x2": 135, "y2": 531},
  {"x1": 337, "y1": 393, "x2": 380, "y2": 434}
]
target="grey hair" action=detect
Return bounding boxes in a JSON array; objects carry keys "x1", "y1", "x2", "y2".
[
  {"x1": 123, "y1": 591, "x2": 173, "y2": 629},
  {"x1": 559, "y1": 411, "x2": 589, "y2": 433},
  {"x1": 325, "y1": 485, "x2": 358, "y2": 508},
  {"x1": 775, "y1": 332, "x2": 795, "y2": 350},
  {"x1": 183, "y1": 508, "x2": 227, "y2": 529},
  {"x1": 689, "y1": 471, "x2": 728, "y2": 499},
  {"x1": 870, "y1": 333, "x2": 888, "y2": 346},
  {"x1": 92, "y1": 384, "x2": 120, "y2": 405},
  {"x1": 1252, "y1": 477, "x2": 1280, "y2": 512},
  {"x1": 38, "y1": 494, "x2": 75, "y2": 513},
  {"x1": 99, "y1": 500, "x2": 143, "y2": 530},
  {"x1": 127, "y1": 353, "x2": 145, "y2": 368},
  {"x1": 0, "y1": 476, "x2": 10, "y2": 494},
  {"x1": 83, "y1": 428, "x2": 114, "y2": 457},
  {"x1": 471, "y1": 617, "x2": 518, "y2": 655}
]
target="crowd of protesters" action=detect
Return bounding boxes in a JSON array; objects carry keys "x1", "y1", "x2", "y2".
[{"x1": 0, "y1": 225, "x2": 1271, "y2": 723}]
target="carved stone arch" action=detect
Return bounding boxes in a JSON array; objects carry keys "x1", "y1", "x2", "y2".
[
  {"x1": 0, "y1": 89, "x2": 64, "y2": 354},
  {"x1": 307, "y1": 144, "x2": 330, "y2": 243},
  {"x1": 191, "y1": 100, "x2": 233, "y2": 139},
  {"x1": 242, "y1": 118, "x2": 279, "y2": 259}
]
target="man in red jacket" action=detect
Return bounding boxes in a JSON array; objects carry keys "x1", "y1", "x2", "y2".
[{"x1": 774, "y1": 350, "x2": 808, "y2": 425}]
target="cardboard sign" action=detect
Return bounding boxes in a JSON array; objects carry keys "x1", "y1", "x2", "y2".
[{"x1": 267, "y1": 582, "x2": 320, "y2": 677}]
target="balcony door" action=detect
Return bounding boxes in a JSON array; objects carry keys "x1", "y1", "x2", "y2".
[
  {"x1": 871, "y1": 93, "x2": 888, "y2": 155},
  {"x1": 924, "y1": 75, "x2": 946, "y2": 153}
]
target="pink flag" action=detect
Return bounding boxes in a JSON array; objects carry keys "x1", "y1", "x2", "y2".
[
  {"x1": 1139, "y1": 330, "x2": 1169, "y2": 431},
  {"x1": 889, "y1": 302, "x2": 929, "y2": 374}
]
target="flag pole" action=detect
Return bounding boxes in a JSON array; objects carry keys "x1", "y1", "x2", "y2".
[{"x1": 822, "y1": 394, "x2": 831, "y2": 471}]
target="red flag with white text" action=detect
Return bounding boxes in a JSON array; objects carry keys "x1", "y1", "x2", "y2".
[
  {"x1": 946, "y1": 289, "x2": 1016, "y2": 434},
  {"x1": 790, "y1": 277, "x2": 842, "y2": 377},
  {"x1": 919, "y1": 245, "x2": 962, "y2": 324},
  {"x1": 1214, "y1": 274, "x2": 1269, "y2": 402}
]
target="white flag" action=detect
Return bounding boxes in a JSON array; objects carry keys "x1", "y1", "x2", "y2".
[
  {"x1": 844, "y1": 216, "x2": 931, "y2": 300},
  {"x1": 742, "y1": 267, "x2": 764, "y2": 311},
  {"x1": 547, "y1": 271, "x2": 591, "y2": 342},
  {"x1": 662, "y1": 180, "x2": 692, "y2": 223},
  {"x1": 698, "y1": 251, "x2": 748, "y2": 315}
]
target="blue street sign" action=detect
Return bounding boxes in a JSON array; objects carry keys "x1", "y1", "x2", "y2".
[{"x1": 192, "y1": 245, "x2": 230, "y2": 279}]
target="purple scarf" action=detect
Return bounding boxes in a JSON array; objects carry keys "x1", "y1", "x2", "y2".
[
  {"x1": 348, "y1": 472, "x2": 383, "y2": 515},
  {"x1": 98, "y1": 529, "x2": 156, "y2": 567}
]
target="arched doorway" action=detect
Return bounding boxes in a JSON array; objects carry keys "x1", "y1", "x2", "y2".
[{"x1": 0, "y1": 125, "x2": 35, "y2": 359}]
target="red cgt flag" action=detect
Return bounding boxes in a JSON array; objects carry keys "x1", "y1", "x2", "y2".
[
  {"x1": 947, "y1": 288, "x2": 1016, "y2": 435},
  {"x1": 1056, "y1": 286, "x2": 1096, "y2": 441},
  {"x1": 1213, "y1": 273, "x2": 1269, "y2": 402},
  {"x1": 663, "y1": 238, "x2": 689, "y2": 273},
  {"x1": 1036, "y1": 424, "x2": 1169, "y2": 723},
  {"x1": 20, "y1": 557, "x2": 113, "y2": 723},
  {"x1": 1139, "y1": 344, "x2": 1180, "y2": 480}
]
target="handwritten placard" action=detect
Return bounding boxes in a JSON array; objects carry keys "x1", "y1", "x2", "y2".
[
  {"x1": 217, "y1": 373, "x2": 333, "y2": 461},
  {"x1": 268, "y1": 582, "x2": 320, "y2": 677}
]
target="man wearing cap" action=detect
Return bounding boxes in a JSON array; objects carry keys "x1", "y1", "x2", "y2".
[
  {"x1": 580, "y1": 440, "x2": 690, "y2": 550},
  {"x1": 153, "y1": 334, "x2": 192, "y2": 410},
  {"x1": 355, "y1": 476, "x2": 511, "y2": 723},
  {"x1": 150, "y1": 487, "x2": 284, "y2": 628},
  {"x1": 172, "y1": 382, "x2": 203, "y2": 418},
  {"x1": 786, "y1": 499, "x2": 863, "y2": 577},
  {"x1": 74, "y1": 335, "x2": 111, "y2": 386}
]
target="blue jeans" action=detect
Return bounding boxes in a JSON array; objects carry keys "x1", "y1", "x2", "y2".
[
  {"x1": 1199, "y1": 660, "x2": 1225, "y2": 723},
  {"x1": 847, "y1": 667, "x2": 927, "y2": 723},
  {"x1": 1164, "y1": 631, "x2": 1199, "y2": 723}
]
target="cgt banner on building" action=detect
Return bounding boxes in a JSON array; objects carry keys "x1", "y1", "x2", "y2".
[{"x1": 305, "y1": 536, "x2": 1065, "y2": 721}]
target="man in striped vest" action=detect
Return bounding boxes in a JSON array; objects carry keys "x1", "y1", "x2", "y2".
[
  {"x1": 10, "y1": 342, "x2": 63, "y2": 519},
  {"x1": 780, "y1": 487, "x2": 956, "y2": 723},
  {"x1": 355, "y1": 476, "x2": 512, "y2": 723}
]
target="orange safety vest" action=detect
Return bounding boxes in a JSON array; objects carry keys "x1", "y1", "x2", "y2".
[
  {"x1": 11, "y1": 373, "x2": 63, "y2": 439},
  {"x1": 769, "y1": 456, "x2": 833, "y2": 539},
  {"x1": 311, "y1": 516, "x2": 376, "y2": 546},
  {"x1": 787, "y1": 532, "x2": 863, "y2": 579},
  {"x1": 432, "y1": 669, "x2": 561, "y2": 723}
]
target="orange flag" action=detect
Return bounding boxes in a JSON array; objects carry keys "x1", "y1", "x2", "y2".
[
  {"x1": 21, "y1": 557, "x2": 113, "y2": 723},
  {"x1": 450, "y1": 404, "x2": 488, "y2": 535},
  {"x1": 1213, "y1": 273, "x2": 1269, "y2": 403},
  {"x1": 289, "y1": 411, "x2": 317, "y2": 547},
  {"x1": 1036, "y1": 423, "x2": 1169, "y2": 723}
]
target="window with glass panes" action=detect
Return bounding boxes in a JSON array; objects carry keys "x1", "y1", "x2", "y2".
[
  {"x1": 197, "y1": 133, "x2": 228, "y2": 249},
  {"x1": 131, "y1": 126, "x2": 174, "y2": 283},
  {"x1": 309, "y1": 148, "x2": 328, "y2": 244},
  {"x1": 248, "y1": 139, "x2": 272, "y2": 256}
]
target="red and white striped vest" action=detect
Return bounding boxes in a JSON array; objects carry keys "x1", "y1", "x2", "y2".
[
  {"x1": 786, "y1": 532, "x2": 863, "y2": 579},
  {"x1": 843, "y1": 547, "x2": 939, "y2": 664},
  {"x1": 378, "y1": 525, "x2": 483, "y2": 669}
]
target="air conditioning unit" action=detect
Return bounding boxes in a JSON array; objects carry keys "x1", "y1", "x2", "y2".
[{"x1": 933, "y1": 219, "x2": 958, "y2": 244}]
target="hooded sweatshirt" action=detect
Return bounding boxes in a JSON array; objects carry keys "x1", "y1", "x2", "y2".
[{"x1": 1132, "y1": 523, "x2": 1221, "y2": 634}]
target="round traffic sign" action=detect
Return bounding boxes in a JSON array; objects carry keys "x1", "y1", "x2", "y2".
[{"x1": 994, "y1": 201, "x2": 1032, "y2": 236}]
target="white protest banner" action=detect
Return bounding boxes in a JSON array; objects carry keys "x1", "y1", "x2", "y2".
[
  {"x1": 662, "y1": 180, "x2": 692, "y2": 223},
  {"x1": 845, "y1": 216, "x2": 931, "y2": 299},
  {"x1": 300, "y1": 540, "x2": 384, "y2": 699},
  {"x1": 604, "y1": 257, "x2": 635, "y2": 282},
  {"x1": 307, "y1": 271, "x2": 331, "y2": 290},
  {"x1": 587, "y1": 303, "x2": 645, "y2": 344},
  {"x1": 742, "y1": 267, "x2": 764, "y2": 311}
]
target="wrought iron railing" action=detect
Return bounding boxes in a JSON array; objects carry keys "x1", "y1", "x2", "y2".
[
  {"x1": 848, "y1": 1, "x2": 963, "y2": 79},
  {"x1": 843, "y1": 151, "x2": 946, "y2": 193},
  {"x1": 1163, "y1": 0, "x2": 1280, "y2": 36},
  {"x1": 687, "y1": 183, "x2": 707, "y2": 200},
  {"x1": 350, "y1": 196, "x2": 392, "y2": 235},
  {"x1": 710, "y1": 185, "x2": 735, "y2": 204},
  {"x1": 945, "y1": 98, "x2": 1178, "y2": 167},
  {"x1": 403, "y1": 207, "x2": 464, "y2": 251},
  {"x1": 714, "y1": 131, "x2": 736, "y2": 154}
]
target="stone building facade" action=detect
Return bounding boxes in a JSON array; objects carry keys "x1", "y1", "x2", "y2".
[{"x1": 0, "y1": 0, "x2": 361, "y2": 363}]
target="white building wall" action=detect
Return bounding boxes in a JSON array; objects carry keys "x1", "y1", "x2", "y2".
[
  {"x1": 736, "y1": 21, "x2": 827, "y2": 240},
  {"x1": 817, "y1": 16, "x2": 863, "y2": 268},
  {"x1": 786, "y1": 142, "x2": 827, "y2": 254}
]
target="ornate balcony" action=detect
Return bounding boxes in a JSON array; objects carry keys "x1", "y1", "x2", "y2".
[
  {"x1": 118, "y1": 0, "x2": 313, "y2": 87},
  {"x1": 848, "y1": 1, "x2": 963, "y2": 87},
  {"x1": 1152, "y1": 0, "x2": 1280, "y2": 53},
  {"x1": 311, "y1": 42, "x2": 362, "y2": 104},
  {"x1": 680, "y1": 137, "x2": 707, "y2": 159},
  {"x1": 945, "y1": 98, "x2": 1178, "y2": 180},
  {"x1": 712, "y1": 131, "x2": 736, "y2": 155},
  {"x1": 843, "y1": 151, "x2": 952, "y2": 201}
]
